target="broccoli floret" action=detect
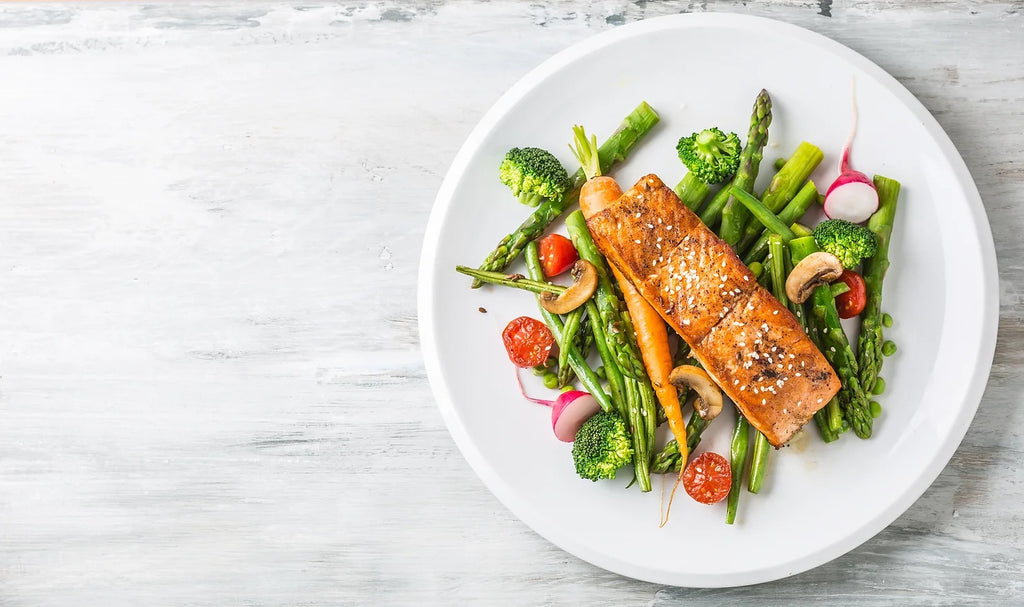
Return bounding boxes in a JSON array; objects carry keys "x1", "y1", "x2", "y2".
[
  {"x1": 675, "y1": 127, "x2": 742, "y2": 184},
  {"x1": 499, "y1": 147, "x2": 570, "y2": 207},
  {"x1": 572, "y1": 411, "x2": 634, "y2": 481},
  {"x1": 812, "y1": 219, "x2": 878, "y2": 269}
]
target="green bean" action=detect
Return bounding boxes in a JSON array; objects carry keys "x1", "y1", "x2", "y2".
[{"x1": 726, "y1": 414, "x2": 752, "y2": 525}]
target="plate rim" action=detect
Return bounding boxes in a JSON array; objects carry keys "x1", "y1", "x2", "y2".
[{"x1": 416, "y1": 12, "x2": 999, "y2": 587}]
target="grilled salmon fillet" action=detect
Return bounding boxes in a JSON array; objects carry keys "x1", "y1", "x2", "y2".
[{"x1": 586, "y1": 174, "x2": 841, "y2": 446}]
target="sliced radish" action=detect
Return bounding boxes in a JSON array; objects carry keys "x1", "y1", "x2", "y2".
[
  {"x1": 823, "y1": 89, "x2": 879, "y2": 223},
  {"x1": 824, "y1": 178, "x2": 878, "y2": 223},
  {"x1": 515, "y1": 370, "x2": 602, "y2": 442},
  {"x1": 550, "y1": 392, "x2": 601, "y2": 442}
]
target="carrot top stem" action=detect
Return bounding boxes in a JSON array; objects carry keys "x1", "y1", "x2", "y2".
[{"x1": 569, "y1": 125, "x2": 603, "y2": 180}]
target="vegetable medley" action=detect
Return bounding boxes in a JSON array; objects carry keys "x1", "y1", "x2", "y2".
[{"x1": 455, "y1": 90, "x2": 900, "y2": 524}]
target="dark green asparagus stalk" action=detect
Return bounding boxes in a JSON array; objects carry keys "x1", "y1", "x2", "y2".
[
  {"x1": 674, "y1": 172, "x2": 712, "y2": 212},
  {"x1": 857, "y1": 176, "x2": 901, "y2": 399},
  {"x1": 790, "y1": 236, "x2": 873, "y2": 439},
  {"x1": 726, "y1": 413, "x2": 752, "y2": 524},
  {"x1": 718, "y1": 90, "x2": 772, "y2": 247},
  {"x1": 471, "y1": 102, "x2": 660, "y2": 287},
  {"x1": 735, "y1": 143, "x2": 823, "y2": 253},
  {"x1": 522, "y1": 243, "x2": 613, "y2": 412},
  {"x1": 742, "y1": 181, "x2": 820, "y2": 264}
]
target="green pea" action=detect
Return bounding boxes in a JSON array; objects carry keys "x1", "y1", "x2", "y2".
[
  {"x1": 872, "y1": 377, "x2": 886, "y2": 395},
  {"x1": 882, "y1": 340, "x2": 897, "y2": 357},
  {"x1": 560, "y1": 384, "x2": 575, "y2": 393},
  {"x1": 542, "y1": 372, "x2": 558, "y2": 389},
  {"x1": 595, "y1": 365, "x2": 607, "y2": 380},
  {"x1": 882, "y1": 313, "x2": 894, "y2": 328},
  {"x1": 532, "y1": 365, "x2": 548, "y2": 376},
  {"x1": 870, "y1": 401, "x2": 882, "y2": 418},
  {"x1": 546, "y1": 356, "x2": 558, "y2": 369}
]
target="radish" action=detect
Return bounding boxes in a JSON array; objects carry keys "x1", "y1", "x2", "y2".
[
  {"x1": 823, "y1": 94, "x2": 878, "y2": 223},
  {"x1": 515, "y1": 370, "x2": 602, "y2": 442}
]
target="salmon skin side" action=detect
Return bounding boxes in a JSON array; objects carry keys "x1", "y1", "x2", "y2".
[{"x1": 585, "y1": 174, "x2": 841, "y2": 447}]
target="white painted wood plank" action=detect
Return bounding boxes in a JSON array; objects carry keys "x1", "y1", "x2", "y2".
[{"x1": 0, "y1": 2, "x2": 1020, "y2": 605}]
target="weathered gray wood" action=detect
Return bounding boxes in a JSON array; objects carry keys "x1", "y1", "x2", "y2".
[{"x1": 0, "y1": 1, "x2": 1020, "y2": 605}]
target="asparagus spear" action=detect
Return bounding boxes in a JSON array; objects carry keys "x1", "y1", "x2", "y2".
[
  {"x1": 718, "y1": 89, "x2": 772, "y2": 247},
  {"x1": 735, "y1": 143, "x2": 823, "y2": 253},
  {"x1": 857, "y1": 175, "x2": 901, "y2": 399},
  {"x1": 673, "y1": 171, "x2": 712, "y2": 212},
  {"x1": 650, "y1": 411, "x2": 710, "y2": 474},
  {"x1": 790, "y1": 236, "x2": 873, "y2": 438},
  {"x1": 471, "y1": 102, "x2": 660, "y2": 287}
]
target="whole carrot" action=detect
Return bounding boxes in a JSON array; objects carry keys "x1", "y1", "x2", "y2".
[{"x1": 571, "y1": 125, "x2": 687, "y2": 479}]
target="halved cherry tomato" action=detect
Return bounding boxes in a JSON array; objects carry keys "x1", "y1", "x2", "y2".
[
  {"x1": 501, "y1": 316, "x2": 555, "y2": 368},
  {"x1": 835, "y1": 269, "x2": 867, "y2": 319},
  {"x1": 538, "y1": 233, "x2": 579, "y2": 278},
  {"x1": 683, "y1": 451, "x2": 732, "y2": 505}
]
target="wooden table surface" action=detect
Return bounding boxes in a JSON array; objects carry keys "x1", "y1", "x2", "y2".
[{"x1": 0, "y1": 2, "x2": 1021, "y2": 605}]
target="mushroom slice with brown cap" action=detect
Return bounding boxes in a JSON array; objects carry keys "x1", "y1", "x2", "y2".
[
  {"x1": 785, "y1": 251, "x2": 844, "y2": 304},
  {"x1": 540, "y1": 259, "x2": 598, "y2": 315},
  {"x1": 668, "y1": 365, "x2": 723, "y2": 421}
]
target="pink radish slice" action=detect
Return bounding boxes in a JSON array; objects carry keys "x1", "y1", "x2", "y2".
[
  {"x1": 823, "y1": 90, "x2": 879, "y2": 223},
  {"x1": 514, "y1": 370, "x2": 602, "y2": 442},
  {"x1": 550, "y1": 392, "x2": 601, "y2": 442},
  {"x1": 824, "y1": 178, "x2": 878, "y2": 223}
]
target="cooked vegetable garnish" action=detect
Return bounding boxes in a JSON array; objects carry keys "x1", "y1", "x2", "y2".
[
  {"x1": 676, "y1": 127, "x2": 742, "y2": 185},
  {"x1": 572, "y1": 411, "x2": 635, "y2": 481},
  {"x1": 834, "y1": 269, "x2": 867, "y2": 319},
  {"x1": 726, "y1": 415, "x2": 751, "y2": 524},
  {"x1": 786, "y1": 251, "x2": 844, "y2": 304},
  {"x1": 537, "y1": 233, "x2": 579, "y2": 278},
  {"x1": 812, "y1": 218, "x2": 878, "y2": 269},
  {"x1": 683, "y1": 451, "x2": 732, "y2": 505},
  {"x1": 502, "y1": 316, "x2": 555, "y2": 368},
  {"x1": 500, "y1": 147, "x2": 571, "y2": 207},
  {"x1": 539, "y1": 259, "x2": 597, "y2": 315}
]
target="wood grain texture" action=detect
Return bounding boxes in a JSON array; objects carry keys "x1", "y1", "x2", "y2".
[{"x1": 0, "y1": 1, "x2": 1020, "y2": 605}]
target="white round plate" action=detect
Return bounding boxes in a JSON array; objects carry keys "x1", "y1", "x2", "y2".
[{"x1": 417, "y1": 14, "x2": 997, "y2": 587}]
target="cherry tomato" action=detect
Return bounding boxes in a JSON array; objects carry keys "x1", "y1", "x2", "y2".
[
  {"x1": 683, "y1": 451, "x2": 732, "y2": 505},
  {"x1": 835, "y1": 269, "x2": 867, "y2": 319},
  {"x1": 538, "y1": 233, "x2": 579, "y2": 278},
  {"x1": 501, "y1": 316, "x2": 555, "y2": 368}
]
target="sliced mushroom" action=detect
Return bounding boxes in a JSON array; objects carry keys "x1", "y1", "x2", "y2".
[
  {"x1": 668, "y1": 365, "x2": 723, "y2": 421},
  {"x1": 539, "y1": 259, "x2": 598, "y2": 315},
  {"x1": 785, "y1": 251, "x2": 843, "y2": 304}
]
